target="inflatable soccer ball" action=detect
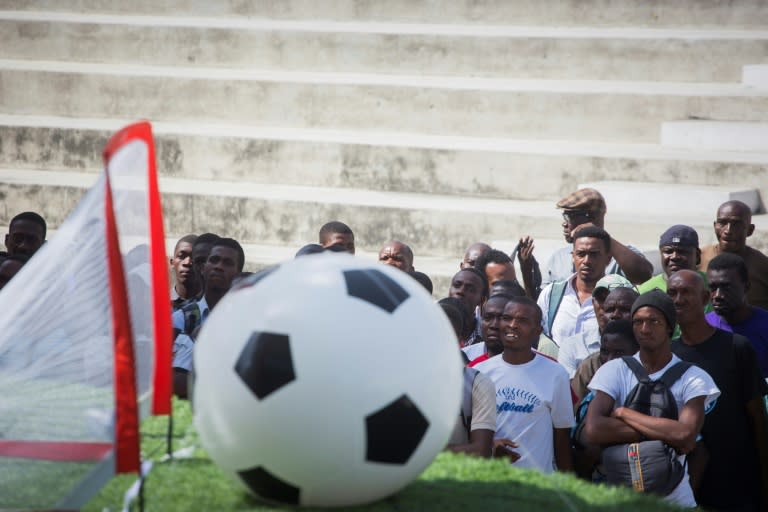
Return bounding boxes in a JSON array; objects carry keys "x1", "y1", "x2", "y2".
[{"x1": 192, "y1": 253, "x2": 462, "y2": 507}]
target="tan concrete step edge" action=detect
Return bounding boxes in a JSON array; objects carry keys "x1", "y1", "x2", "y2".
[
  {"x1": 4, "y1": 11, "x2": 768, "y2": 39},
  {"x1": 0, "y1": 58, "x2": 763, "y2": 96},
  {"x1": 2, "y1": 0, "x2": 767, "y2": 28},
  {"x1": 3, "y1": 115, "x2": 768, "y2": 164}
]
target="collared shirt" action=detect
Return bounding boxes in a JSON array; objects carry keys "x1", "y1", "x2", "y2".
[
  {"x1": 537, "y1": 274, "x2": 599, "y2": 346},
  {"x1": 171, "y1": 297, "x2": 211, "y2": 371},
  {"x1": 558, "y1": 330, "x2": 601, "y2": 378},
  {"x1": 172, "y1": 296, "x2": 210, "y2": 333},
  {"x1": 170, "y1": 285, "x2": 186, "y2": 311}
]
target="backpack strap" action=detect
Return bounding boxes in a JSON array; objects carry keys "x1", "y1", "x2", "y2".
[
  {"x1": 545, "y1": 280, "x2": 568, "y2": 337},
  {"x1": 461, "y1": 368, "x2": 479, "y2": 438},
  {"x1": 621, "y1": 356, "x2": 651, "y2": 384},
  {"x1": 658, "y1": 361, "x2": 692, "y2": 389}
]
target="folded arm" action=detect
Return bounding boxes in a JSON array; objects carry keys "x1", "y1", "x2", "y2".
[
  {"x1": 583, "y1": 390, "x2": 644, "y2": 445},
  {"x1": 612, "y1": 395, "x2": 706, "y2": 454}
]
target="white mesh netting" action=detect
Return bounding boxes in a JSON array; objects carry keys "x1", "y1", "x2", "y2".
[{"x1": 0, "y1": 136, "x2": 158, "y2": 508}]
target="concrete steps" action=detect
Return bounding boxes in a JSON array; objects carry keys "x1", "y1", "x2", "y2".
[
  {"x1": 3, "y1": 115, "x2": 767, "y2": 202},
  {"x1": 3, "y1": 12, "x2": 767, "y2": 82},
  {"x1": 0, "y1": 168, "x2": 748, "y2": 257},
  {"x1": 662, "y1": 120, "x2": 768, "y2": 152},
  {"x1": 2, "y1": 60, "x2": 767, "y2": 143},
  {"x1": 581, "y1": 180, "x2": 764, "y2": 218},
  {"x1": 2, "y1": 0, "x2": 767, "y2": 28},
  {"x1": 1, "y1": 0, "x2": 766, "y2": 290},
  {"x1": 744, "y1": 64, "x2": 768, "y2": 88}
]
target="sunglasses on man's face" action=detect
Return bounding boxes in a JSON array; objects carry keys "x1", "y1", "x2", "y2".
[{"x1": 562, "y1": 211, "x2": 592, "y2": 223}]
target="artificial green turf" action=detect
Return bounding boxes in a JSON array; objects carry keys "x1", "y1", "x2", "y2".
[{"x1": 84, "y1": 399, "x2": 682, "y2": 512}]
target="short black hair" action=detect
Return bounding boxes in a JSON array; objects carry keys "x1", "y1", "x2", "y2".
[
  {"x1": 319, "y1": 221, "x2": 353, "y2": 244},
  {"x1": 324, "y1": 243, "x2": 349, "y2": 253},
  {"x1": 213, "y1": 237, "x2": 245, "y2": 272},
  {"x1": 409, "y1": 271, "x2": 433, "y2": 294},
  {"x1": 174, "y1": 234, "x2": 198, "y2": 252},
  {"x1": 602, "y1": 319, "x2": 638, "y2": 350},
  {"x1": 295, "y1": 243, "x2": 325, "y2": 257},
  {"x1": 708, "y1": 252, "x2": 749, "y2": 284},
  {"x1": 486, "y1": 292, "x2": 516, "y2": 302},
  {"x1": 474, "y1": 248, "x2": 512, "y2": 274},
  {"x1": 438, "y1": 296, "x2": 472, "y2": 330},
  {"x1": 490, "y1": 279, "x2": 526, "y2": 298},
  {"x1": 10, "y1": 211, "x2": 47, "y2": 239},
  {"x1": 506, "y1": 296, "x2": 542, "y2": 324},
  {"x1": 455, "y1": 267, "x2": 490, "y2": 300},
  {"x1": 194, "y1": 233, "x2": 220, "y2": 248},
  {"x1": 573, "y1": 225, "x2": 611, "y2": 252}
]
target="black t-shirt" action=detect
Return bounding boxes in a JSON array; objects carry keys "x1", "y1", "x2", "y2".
[{"x1": 672, "y1": 328, "x2": 768, "y2": 508}]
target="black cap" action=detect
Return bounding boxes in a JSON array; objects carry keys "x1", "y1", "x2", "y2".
[
  {"x1": 631, "y1": 289, "x2": 676, "y2": 335},
  {"x1": 659, "y1": 225, "x2": 699, "y2": 248}
]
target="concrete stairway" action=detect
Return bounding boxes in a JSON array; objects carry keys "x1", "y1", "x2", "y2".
[{"x1": 1, "y1": 1, "x2": 767, "y2": 295}]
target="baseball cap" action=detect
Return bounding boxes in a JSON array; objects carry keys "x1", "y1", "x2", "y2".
[
  {"x1": 659, "y1": 225, "x2": 699, "y2": 248},
  {"x1": 592, "y1": 274, "x2": 636, "y2": 298}
]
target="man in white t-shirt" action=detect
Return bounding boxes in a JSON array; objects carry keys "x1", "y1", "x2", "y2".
[
  {"x1": 584, "y1": 290, "x2": 719, "y2": 508},
  {"x1": 475, "y1": 297, "x2": 575, "y2": 473}
]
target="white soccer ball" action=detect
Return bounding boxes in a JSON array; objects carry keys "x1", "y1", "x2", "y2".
[{"x1": 192, "y1": 253, "x2": 462, "y2": 507}]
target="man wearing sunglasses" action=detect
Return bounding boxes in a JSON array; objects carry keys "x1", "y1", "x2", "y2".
[
  {"x1": 4, "y1": 211, "x2": 46, "y2": 257},
  {"x1": 542, "y1": 188, "x2": 652, "y2": 287}
]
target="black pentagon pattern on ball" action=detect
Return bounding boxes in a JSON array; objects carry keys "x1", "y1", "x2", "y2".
[
  {"x1": 235, "y1": 331, "x2": 296, "y2": 400},
  {"x1": 343, "y1": 268, "x2": 410, "y2": 313},
  {"x1": 365, "y1": 394, "x2": 429, "y2": 464},
  {"x1": 238, "y1": 466, "x2": 300, "y2": 505}
]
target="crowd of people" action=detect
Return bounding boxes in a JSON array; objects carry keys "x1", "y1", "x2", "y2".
[{"x1": 3, "y1": 186, "x2": 767, "y2": 510}]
